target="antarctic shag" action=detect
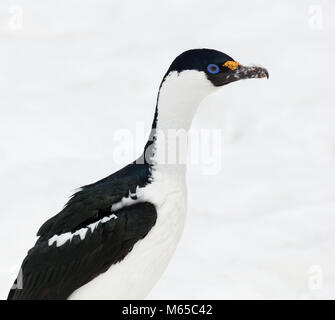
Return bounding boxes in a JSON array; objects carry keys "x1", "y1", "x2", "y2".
[{"x1": 8, "y1": 48, "x2": 268, "y2": 300}]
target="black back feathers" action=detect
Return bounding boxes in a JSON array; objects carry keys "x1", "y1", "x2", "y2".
[
  {"x1": 8, "y1": 202, "x2": 157, "y2": 300},
  {"x1": 8, "y1": 161, "x2": 157, "y2": 300}
]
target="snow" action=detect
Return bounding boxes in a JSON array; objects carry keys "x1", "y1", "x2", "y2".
[{"x1": 0, "y1": 0, "x2": 335, "y2": 299}]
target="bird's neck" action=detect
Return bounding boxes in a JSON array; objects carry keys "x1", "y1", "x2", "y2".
[{"x1": 143, "y1": 71, "x2": 214, "y2": 172}]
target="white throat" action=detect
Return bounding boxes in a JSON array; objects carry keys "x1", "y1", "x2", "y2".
[
  {"x1": 150, "y1": 70, "x2": 214, "y2": 168},
  {"x1": 156, "y1": 70, "x2": 214, "y2": 131}
]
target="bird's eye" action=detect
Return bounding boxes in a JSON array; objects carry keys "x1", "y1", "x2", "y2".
[{"x1": 207, "y1": 64, "x2": 220, "y2": 74}]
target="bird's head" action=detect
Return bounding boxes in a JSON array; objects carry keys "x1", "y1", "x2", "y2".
[
  {"x1": 164, "y1": 48, "x2": 268, "y2": 89},
  {"x1": 155, "y1": 48, "x2": 269, "y2": 131}
]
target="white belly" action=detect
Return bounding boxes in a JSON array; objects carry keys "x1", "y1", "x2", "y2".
[{"x1": 69, "y1": 174, "x2": 187, "y2": 300}]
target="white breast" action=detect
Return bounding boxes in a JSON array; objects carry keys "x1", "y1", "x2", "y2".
[{"x1": 68, "y1": 166, "x2": 187, "y2": 300}]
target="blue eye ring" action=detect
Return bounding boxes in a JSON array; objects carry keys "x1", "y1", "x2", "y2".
[{"x1": 207, "y1": 64, "x2": 220, "y2": 74}]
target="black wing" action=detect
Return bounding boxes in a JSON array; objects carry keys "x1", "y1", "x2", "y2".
[
  {"x1": 8, "y1": 161, "x2": 156, "y2": 300},
  {"x1": 37, "y1": 162, "x2": 151, "y2": 241},
  {"x1": 8, "y1": 201, "x2": 157, "y2": 300}
]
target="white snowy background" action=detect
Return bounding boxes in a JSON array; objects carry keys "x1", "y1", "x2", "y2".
[{"x1": 0, "y1": 0, "x2": 334, "y2": 299}]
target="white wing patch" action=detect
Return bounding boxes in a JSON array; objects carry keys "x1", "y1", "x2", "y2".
[
  {"x1": 47, "y1": 186, "x2": 146, "y2": 248},
  {"x1": 48, "y1": 213, "x2": 118, "y2": 248},
  {"x1": 111, "y1": 186, "x2": 144, "y2": 212}
]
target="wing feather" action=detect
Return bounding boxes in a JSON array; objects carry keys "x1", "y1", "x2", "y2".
[{"x1": 8, "y1": 202, "x2": 157, "y2": 300}]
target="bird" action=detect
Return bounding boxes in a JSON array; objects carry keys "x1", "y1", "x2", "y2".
[{"x1": 8, "y1": 48, "x2": 268, "y2": 300}]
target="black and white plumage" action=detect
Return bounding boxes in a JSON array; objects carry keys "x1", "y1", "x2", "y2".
[{"x1": 8, "y1": 49, "x2": 268, "y2": 300}]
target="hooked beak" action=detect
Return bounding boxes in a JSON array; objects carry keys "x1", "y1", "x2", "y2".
[
  {"x1": 210, "y1": 63, "x2": 269, "y2": 87},
  {"x1": 228, "y1": 65, "x2": 269, "y2": 82}
]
